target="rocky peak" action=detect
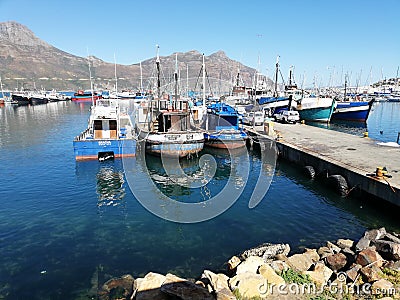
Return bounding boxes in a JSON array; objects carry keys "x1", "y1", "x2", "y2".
[{"x1": 0, "y1": 21, "x2": 50, "y2": 48}]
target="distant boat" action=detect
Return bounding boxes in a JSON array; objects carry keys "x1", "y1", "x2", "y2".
[
  {"x1": 29, "y1": 91, "x2": 48, "y2": 105},
  {"x1": 296, "y1": 96, "x2": 336, "y2": 122},
  {"x1": 11, "y1": 92, "x2": 30, "y2": 105},
  {"x1": 204, "y1": 102, "x2": 247, "y2": 149},
  {"x1": 71, "y1": 90, "x2": 102, "y2": 102},
  {"x1": 332, "y1": 99, "x2": 374, "y2": 122},
  {"x1": 73, "y1": 98, "x2": 136, "y2": 160}
]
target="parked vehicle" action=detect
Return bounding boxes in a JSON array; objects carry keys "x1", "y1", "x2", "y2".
[
  {"x1": 274, "y1": 110, "x2": 300, "y2": 123},
  {"x1": 242, "y1": 111, "x2": 264, "y2": 126}
]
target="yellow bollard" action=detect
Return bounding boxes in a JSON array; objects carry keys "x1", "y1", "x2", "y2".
[{"x1": 363, "y1": 132, "x2": 369, "y2": 138}]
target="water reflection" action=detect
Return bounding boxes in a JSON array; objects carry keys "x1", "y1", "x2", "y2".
[{"x1": 75, "y1": 160, "x2": 127, "y2": 215}]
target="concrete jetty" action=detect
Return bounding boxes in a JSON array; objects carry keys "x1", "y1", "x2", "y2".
[{"x1": 245, "y1": 122, "x2": 400, "y2": 206}]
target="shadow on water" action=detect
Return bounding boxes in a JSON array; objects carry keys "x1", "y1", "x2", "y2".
[{"x1": 276, "y1": 159, "x2": 400, "y2": 234}]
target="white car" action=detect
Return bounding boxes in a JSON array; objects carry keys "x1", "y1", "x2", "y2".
[
  {"x1": 274, "y1": 110, "x2": 300, "y2": 123},
  {"x1": 242, "y1": 111, "x2": 264, "y2": 126}
]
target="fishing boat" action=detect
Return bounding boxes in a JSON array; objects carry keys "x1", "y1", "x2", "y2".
[
  {"x1": 11, "y1": 91, "x2": 31, "y2": 105},
  {"x1": 296, "y1": 95, "x2": 336, "y2": 122},
  {"x1": 135, "y1": 47, "x2": 204, "y2": 158},
  {"x1": 204, "y1": 102, "x2": 247, "y2": 149},
  {"x1": 73, "y1": 98, "x2": 136, "y2": 160},
  {"x1": 332, "y1": 99, "x2": 374, "y2": 122},
  {"x1": 72, "y1": 89, "x2": 102, "y2": 102}
]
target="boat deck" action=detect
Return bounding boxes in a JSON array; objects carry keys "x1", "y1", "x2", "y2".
[{"x1": 245, "y1": 122, "x2": 400, "y2": 206}]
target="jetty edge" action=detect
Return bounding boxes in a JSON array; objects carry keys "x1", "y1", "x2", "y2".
[
  {"x1": 245, "y1": 122, "x2": 400, "y2": 207},
  {"x1": 95, "y1": 227, "x2": 400, "y2": 299}
]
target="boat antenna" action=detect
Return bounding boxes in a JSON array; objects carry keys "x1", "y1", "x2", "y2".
[{"x1": 202, "y1": 53, "x2": 206, "y2": 107}]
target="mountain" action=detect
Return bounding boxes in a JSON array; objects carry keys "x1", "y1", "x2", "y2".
[{"x1": 0, "y1": 21, "x2": 270, "y2": 92}]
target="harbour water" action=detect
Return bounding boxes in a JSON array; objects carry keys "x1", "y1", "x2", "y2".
[{"x1": 0, "y1": 101, "x2": 400, "y2": 299}]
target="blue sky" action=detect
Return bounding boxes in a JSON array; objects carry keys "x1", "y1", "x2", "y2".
[{"x1": 1, "y1": 0, "x2": 399, "y2": 87}]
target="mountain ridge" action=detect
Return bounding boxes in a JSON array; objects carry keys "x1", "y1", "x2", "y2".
[{"x1": 0, "y1": 21, "x2": 269, "y2": 91}]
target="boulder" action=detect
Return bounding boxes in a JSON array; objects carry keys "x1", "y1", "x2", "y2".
[
  {"x1": 161, "y1": 273, "x2": 214, "y2": 300},
  {"x1": 304, "y1": 262, "x2": 333, "y2": 286},
  {"x1": 355, "y1": 237, "x2": 371, "y2": 252},
  {"x1": 364, "y1": 227, "x2": 387, "y2": 241},
  {"x1": 336, "y1": 239, "x2": 354, "y2": 249},
  {"x1": 236, "y1": 256, "x2": 264, "y2": 275},
  {"x1": 346, "y1": 264, "x2": 362, "y2": 282},
  {"x1": 98, "y1": 274, "x2": 135, "y2": 300},
  {"x1": 383, "y1": 232, "x2": 400, "y2": 244},
  {"x1": 134, "y1": 272, "x2": 168, "y2": 300},
  {"x1": 287, "y1": 253, "x2": 313, "y2": 272},
  {"x1": 258, "y1": 264, "x2": 285, "y2": 285},
  {"x1": 325, "y1": 253, "x2": 347, "y2": 271},
  {"x1": 202, "y1": 270, "x2": 235, "y2": 300},
  {"x1": 269, "y1": 260, "x2": 289, "y2": 273},
  {"x1": 360, "y1": 265, "x2": 382, "y2": 283},
  {"x1": 303, "y1": 248, "x2": 320, "y2": 262},
  {"x1": 384, "y1": 260, "x2": 400, "y2": 272},
  {"x1": 229, "y1": 272, "x2": 265, "y2": 299},
  {"x1": 326, "y1": 241, "x2": 341, "y2": 254},
  {"x1": 227, "y1": 256, "x2": 241, "y2": 270},
  {"x1": 373, "y1": 240, "x2": 400, "y2": 261},
  {"x1": 356, "y1": 247, "x2": 384, "y2": 268},
  {"x1": 371, "y1": 279, "x2": 394, "y2": 295},
  {"x1": 317, "y1": 246, "x2": 333, "y2": 259},
  {"x1": 240, "y1": 243, "x2": 290, "y2": 261}
]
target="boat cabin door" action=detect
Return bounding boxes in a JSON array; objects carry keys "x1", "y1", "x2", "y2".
[{"x1": 94, "y1": 120, "x2": 117, "y2": 139}]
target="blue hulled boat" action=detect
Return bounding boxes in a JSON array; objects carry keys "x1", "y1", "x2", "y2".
[
  {"x1": 73, "y1": 99, "x2": 136, "y2": 160},
  {"x1": 332, "y1": 100, "x2": 374, "y2": 122},
  {"x1": 204, "y1": 103, "x2": 247, "y2": 149}
]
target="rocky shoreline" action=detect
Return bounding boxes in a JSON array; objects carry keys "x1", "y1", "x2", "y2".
[{"x1": 98, "y1": 227, "x2": 400, "y2": 300}]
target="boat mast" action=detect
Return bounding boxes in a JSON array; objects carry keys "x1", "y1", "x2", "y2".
[
  {"x1": 87, "y1": 56, "x2": 94, "y2": 106},
  {"x1": 174, "y1": 53, "x2": 178, "y2": 109},
  {"x1": 186, "y1": 64, "x2": 189, "y2": 98},
  {"x1": 114, "y1": 53, "x2": 118, "y2": 98},
  {"x1": 202, "y1": 53, "x2": 206, "y2": 107},
  {"x1": 156, "y1": 45, "x2": 161, "y2": 101},
  {"x1": 344, "y1": 74, "x2": 348, "y2": 101},
  {"x1": 140, "y1": 61, "x2": 143, "y2": 94},
  {"x1": 274, "y1": 55, "x2": 280, "y2": 97}
]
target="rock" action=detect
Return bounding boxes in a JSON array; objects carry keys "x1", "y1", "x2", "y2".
[
  {"x1": 341, "y1": 247, "x2": 356, "y2": 266},
  {"x1": 373, "y1": 239, "x2": 400, "y2": 261},
  {"x1": 274, "y1": 254, "x2": 288, "y2": 261},
  {"x1": 229, "y1": 272, "x2": 265, "y2": 299},
  {"x1": 287, "y1": 253, "x2": 313, "y2": 272},
  {"x1": 240, "y1": 243, "x2": 290, "y2": 261},
  {"x1": 385, "y1": 260, "x2": 400, "y2": 272},
  {"x1": 346, "y1": 264, "x2": 362, "y2": 282},
  {"x1": 303, "y1": 248, "x2": 320, "y2": 262},
  {"x1": 360, "y1": 265, "x2": 382, "y2": 282},
  {"x1": 236, "y1": 256, "x2": 264, "y2": 275},
  {"x1": 383, "y1": 232, "x2": 400, "y2": 244},
  {"x1": 326, "y1": 241, "x2": 341, "y2": 254},
  {"x1": 227, "y1": 256, "x2": 241, "y2": 270},
  {"x1": 364, "y1": 227, "x2": 387, "y2": 241},
  {"x1": 202, "y1": 270, "x2": 235, "y2": 300},
  {"x1": 355, "y1": 237, "x2": 371, "y2": 252},
  {"x1": 258, "y1": 264, "x2": 285, "y2": 285},
  {"x1": 134, "y1": 272, "x2": 168, "y2": 300},
  {"x1": 371, "y1": 279, "x2": 394, "y2": 295},
  {"x1": 304, "y1": 262, "x2": 333, "y2": 286},
  {"x1": 98, "y1": 274, "x2": 135, "y2": 300},
  {"x1": 325, "y1": 253, "x2": 347, "y2": 271},
  {"x1": 336, "y1": 239, "x2": 354, "y2": 249},
  {"x1": 161, "y1": 273, "x2": 214, "y2": 300},
  {"x1": 356, "y1": 247, "x2": 384, "y2": 268},
  {"x1": 317, "y1": 246, "x2": 333, "y2": 259},
  {"x1": 269, "y1": 260, "x2": 289, "y2": 273}
]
